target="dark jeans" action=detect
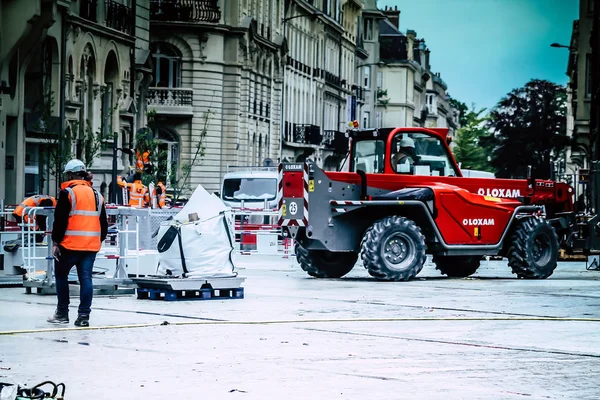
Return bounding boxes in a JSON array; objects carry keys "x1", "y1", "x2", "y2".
[{"x1": 54, "y1": 249, "x2": 97, "y2": 317}]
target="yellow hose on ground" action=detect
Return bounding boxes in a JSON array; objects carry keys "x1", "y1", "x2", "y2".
[{"x1": 2, "y1": 316, "x2": 600, "y2": 336}]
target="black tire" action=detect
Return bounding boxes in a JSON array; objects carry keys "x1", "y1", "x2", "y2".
[
  {"x1": 360, "y1": 216, "x2": 427, "y2": 281},
  {"x1": 433, "y1": 255, "x2": 481, "y2": 278},
  {"x1": 507, "y1": 217, "x2": 559, "y2": 279},
  {"x1": 295, "y1": 243, "x2": 357, "y2": 278}
]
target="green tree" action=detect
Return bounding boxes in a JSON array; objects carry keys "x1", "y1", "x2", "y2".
[
  {"x1": 452, "y1": 106, "x2": 493, "y2": 172},
  {"x1": 485, "y1": 79, "x2": 568, "y2": 179},
  {"x1": 137, "y1": 105, "x2": 212, "y2": 205},
  {"x1": 449, "y1": 97, "x2": 469, "y2": 126}
]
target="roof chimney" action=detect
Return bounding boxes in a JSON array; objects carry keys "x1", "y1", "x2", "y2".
[{"x1": 383, "y1": 6, "x2": 400, "y2": 30}]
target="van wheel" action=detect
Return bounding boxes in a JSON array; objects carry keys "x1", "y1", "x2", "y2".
[
  {"x1": 433, "y1": 255, "x2": 481, "y2": 278},
  {"x1": 507, "y1": 217, "x2": 559, "y2": 279},
  {"x1": 295, "y1": 244, "x2": 357, "y2": 278},
  {"x1": 360, "y1": 216, "x2": 426, "y2": 281}
]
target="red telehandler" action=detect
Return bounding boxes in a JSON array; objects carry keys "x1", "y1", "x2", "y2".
[{"x1": 278, "y1": 127, "x2": 600, "y2": 281}]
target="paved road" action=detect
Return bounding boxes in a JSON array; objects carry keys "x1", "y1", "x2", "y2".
[{"x1": 1, "y1": 256, "x2": 600, "y2": 399}]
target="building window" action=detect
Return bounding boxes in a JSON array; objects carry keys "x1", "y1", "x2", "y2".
[
  {"x1": 363, "y1": 111, "x2": 370, "y2": 128},
  {"x1": 376, "y1": 112, "x2": 382, "y2": 128},
  {"x1": 363, "y1": 18, "x2": 373, "y2": 41},
  {"x1": 363, "y1": 66, "x2": 370, "y2": 87},
  {"x1": 377, "y1": 71, "x2": 383, "y2": 90},
  {"x1": 102, "y1": 83, "x2": 113, "y2": 136},
  {"x1": 427, "y1": 93, "x2": 437, "y2": 114},
  {"x1": 586, "y1": 54, "x2": 592, "y2": 98},
  {"x1": 151, "y1": 43, "x2": 182, "y2": 88}
]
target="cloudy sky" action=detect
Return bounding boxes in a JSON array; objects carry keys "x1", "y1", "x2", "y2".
[{"x1": 377, "y1": 0, "x2": 579, "y2": 111}]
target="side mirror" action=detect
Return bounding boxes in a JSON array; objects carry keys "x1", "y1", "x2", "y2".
[{"x1": 446, "y1": 137, "x2": 452, "y2": 145}]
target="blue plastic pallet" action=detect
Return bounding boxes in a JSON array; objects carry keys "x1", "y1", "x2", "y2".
[{"x1": 136, "y1": 287, "x2": 244, "y2": 301}]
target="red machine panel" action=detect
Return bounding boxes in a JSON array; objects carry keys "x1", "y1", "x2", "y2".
[{"x1": 434, "y1": 189, "x2": 515, "y2": 245}]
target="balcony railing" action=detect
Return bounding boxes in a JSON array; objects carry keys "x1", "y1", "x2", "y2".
[
  {"x1": 322, "y1": 130, "x2": 349, "y2": 152},
  {"x1": 294, "y1": 124, "x2": 322, "y2": 145},
  {"x1": 147, "y1": 87, "x2": 193, "y2": 115},
  {"x1": 105, "y1": 0, "x2": 133, "y2": 35},
  {"x1": 324, "y1": 71, "x2": 341, "y2": 87},
  {"x1": 284, "y1": 122, "x2": 322, "y2": 145},
  {"x1": 150, "y1": 0, "x2": 221, "y2": 23},
  {"x1": 80, "y1": 0, "x2": 98, "y2": 22}
]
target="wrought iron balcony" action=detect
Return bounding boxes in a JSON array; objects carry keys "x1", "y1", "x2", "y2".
[
  {"x1": 150, "y1": 0, "x2": 221, "y2": 23},
  {"x1": 322, "y1": 130, "x2": 349, "y2": 152},
  {"x1": 147, "y1": 87, "x2": 194, "y2": 116},
  {"x1": 295, "y1": 124, "x2": 322, "y2": 145},
  {"x1": 284, "y1": 122, "x2": 322, "y2": 146},
  {"x1": 105, "y1": 0, "x2": 133, "y2": 35}
]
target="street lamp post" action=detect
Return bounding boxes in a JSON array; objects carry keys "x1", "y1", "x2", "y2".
[{"x1": 279, "y1": 11, "x2": 323, "y2": 162}]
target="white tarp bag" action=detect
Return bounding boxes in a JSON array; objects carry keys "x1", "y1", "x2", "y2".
[{"x1": 155, "y1": 184, "x2": 236, "y2": 278}]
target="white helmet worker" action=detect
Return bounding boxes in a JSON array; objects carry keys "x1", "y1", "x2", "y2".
[
  {"x1": 399, "y1": 136, "x2": 415, "y2": 148},
  {"x1": 63, "y1": 159, "x2": 86, "y2": 174}
]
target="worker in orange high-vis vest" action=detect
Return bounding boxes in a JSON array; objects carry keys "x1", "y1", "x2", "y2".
[
  {"x1": 47, "y1": 159, "x2": 107, "y2": 327},
  {"x1": 117, "y1": 172, "x2": 150, "y2": 207},
  {"x1": 12, "y1": 195, "x2": 56, "y2": 238},
  {"x1": 136, "y1": 149, "x2": 151, "y2": 173},
  {"x1": 154, "y1": 181, "x2": 167, "y2": 208}
]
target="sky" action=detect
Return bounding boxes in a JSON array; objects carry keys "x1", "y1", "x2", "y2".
[{"x1": 377, "y1": 0, "x2": 579, "y2": 111}]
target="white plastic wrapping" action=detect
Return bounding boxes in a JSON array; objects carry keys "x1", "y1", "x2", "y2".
[{"x1": 156, "y1": 184, "x2": 236, "y2": 278}]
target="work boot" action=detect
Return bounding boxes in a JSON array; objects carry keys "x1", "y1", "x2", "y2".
[
  {"x1": 74, "y1": 315, "x2": 89, "y2": 327},
  {"x1": 47, "y1": 312, "x2": 69, "y2": 324}
]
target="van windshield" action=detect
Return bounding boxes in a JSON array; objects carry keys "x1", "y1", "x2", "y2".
[{"x1": 222, "y1": 178, "x2": 277, "y2": 201}]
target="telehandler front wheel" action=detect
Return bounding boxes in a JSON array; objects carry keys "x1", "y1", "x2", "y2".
[
  {"x1": 295, "y1": 244, "x2": 358, "y2": 278},
  {"x1": 507, "y1": 217, "x2": 559, "y2": 279},
  {"x1": 360, "y1": 216, "x2": 427, "y2": 281},
  {"x1": 433, "y1": 255, "x2": 481, "y2": 278}
]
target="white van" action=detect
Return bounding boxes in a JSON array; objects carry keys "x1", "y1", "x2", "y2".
[
  {"x1": 221, "y1": 167, "x2": 279, "y2": 224},
  {"x1": 461, "y1": 169, "x2": 496, "y2": 178}
]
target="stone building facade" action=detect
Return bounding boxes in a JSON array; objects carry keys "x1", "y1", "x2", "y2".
[
  {"x1": 147, "y1": 0, "x2": 284, "y2": 194},
  {"x1": 376, "y1": 7, "x2": 458, "y2": 138},
  {"x1": 0, "y1": 0, "x2": 150, "y2": 203}
]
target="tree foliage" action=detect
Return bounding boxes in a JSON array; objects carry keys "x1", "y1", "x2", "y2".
[
  {"x1": 449, "y1": 98, "x2": 469, "y2": 126},
  {"x1": 138, "y1": 106, "x2": 212, "y2": 205},
  {"x1": 484, "y1": 79, "x2": 568, "y2": 179},
  {"x1": 452, "y1": 106, "x2": 493, "y2": 172}
]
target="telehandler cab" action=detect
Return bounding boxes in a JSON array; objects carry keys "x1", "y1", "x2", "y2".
[{"x1": 277, "y1": 127, "x2": 592, "y2": 281}]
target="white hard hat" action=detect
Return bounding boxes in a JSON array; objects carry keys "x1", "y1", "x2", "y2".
[
  {"x1": 63, "y1": 159, "x2": 86, "y2": 173},
  {"x1": 399, "y1": 137, "x2": 415, "y2": 148}
]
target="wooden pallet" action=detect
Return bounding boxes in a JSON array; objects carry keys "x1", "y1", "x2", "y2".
[{"x1": 136, "y1": 287, "x2": 244, "y2": 301}]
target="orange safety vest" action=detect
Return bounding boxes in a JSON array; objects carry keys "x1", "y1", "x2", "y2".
[
  {"x1": 60, "y1": 180, "x2": 103, "y2": 252},
  {"x1": 155, "y1": 182, "x2": 166, "y2": 208},
  {"x1": 136, "y1": 150, "x2": 150, "y2": 172},
  {"x1": 13, "y1": 195, "x2": 57, "y2": 224},
  {"x1": 117, "y1": 176, "x2": 149, "y2": 207}
]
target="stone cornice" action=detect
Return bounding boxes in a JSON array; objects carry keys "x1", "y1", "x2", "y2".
[{"x1": 68, "y1": 15, "x2": 135, "y2": 46}]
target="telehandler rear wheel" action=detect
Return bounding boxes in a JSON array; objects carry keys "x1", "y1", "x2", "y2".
[
  {"x1": 295, "y1": 244, "x2": 357, "y2": 278},
  {"x1": 507, "y1": 217, "x2": 559, "y2": 279},
  {"x1": 433, "y1": 255, "x2": 481, "y2": 278},
  {"x1": 360, "y1": 216, "x2": 427, "y2": 281}
]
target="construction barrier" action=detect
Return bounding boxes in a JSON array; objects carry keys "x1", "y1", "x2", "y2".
[{"x1": 232, "y1": 206, "x2": 295, "y2": 258}]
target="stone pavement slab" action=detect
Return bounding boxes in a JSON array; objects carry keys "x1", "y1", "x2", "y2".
[{"x1": 1, "y1": 257, "x2": 600, "y2": 399}]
